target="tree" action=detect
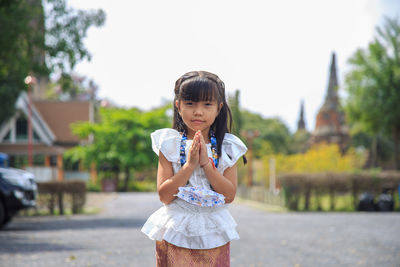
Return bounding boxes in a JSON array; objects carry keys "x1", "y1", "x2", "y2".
[
  {"x1": 291, "y1": 129, "x2": 311, "y2": 154},
  {"x1": 0, "y1": 1, "x2": 37, "y2": 124},
  {"x1": 45, "y1": 0, "x2": 105, "y2": 96},
  {"x1": 228, "y1": 90, "x2": 243, "y2": 136},
  {"x1": 66, "y1": 105, "x2": 171, "y2": 191},
  {"x1": 0, "y1": 0, "x2": 105, "y2": 123},
  {"x1": 344, "y1": 17, "x2": 400, "y2": 169},
  {"x1": 241, "y1": 110, "x2": 292, "y2": 156},
  {"x1": 348, "y1": 129, "x2": 394, "y2": 168}
]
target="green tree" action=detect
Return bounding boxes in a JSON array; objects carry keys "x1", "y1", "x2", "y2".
[
  {"x1": 45, "y1": 0, "x2": 105, "y2": 96},
  {"x1": 345, "y1": 17, "x2": 400, "y2": 169},
  {"x1": 241, "y1": 110, "x2": 292, "y2": 156},
  {"x1": 0, "y1": 1, "x2": 38, "y2": 124},
  {"x1": 349, "y1": 130, "x2": 394, "y2": 167},
  {"x1": 0, "y1": 0, "x2": 105, "y2": 123},
  {"x1": 291, "y1": 129, "x2": 311, "y2": 154},
  {"x1": 67, "y1": 105, "x2": 171, "y2": 191},
  {"x1": 228, "y1": 90, "x2": 243, "y2": 136}
]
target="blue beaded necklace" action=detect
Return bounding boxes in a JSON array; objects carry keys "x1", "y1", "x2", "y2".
[{"x1": 180, "y1": 130, "x2": 219, "y2": 168}]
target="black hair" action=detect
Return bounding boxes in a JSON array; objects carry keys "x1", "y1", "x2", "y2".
[{"x1": 173, "y1": 71, "x2": 247, "y2": 164}]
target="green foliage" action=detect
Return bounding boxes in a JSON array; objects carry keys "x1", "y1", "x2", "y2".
[
  {"x1": 227, "y1": 89, "x2": 293, "y2": 157},
  {"x1": 66, "y1": 104, "x2": 171, "y2": 178},
  {"x1": 0, "y1": 0, "x2": 105, "y2": 123},
  {"x1": 345, "y1": 17, "x2": 400, "y2": 168},
  {"x1": 350, "y1": 130, "x2": 394, "y2": 162},
  {"x1": 0, "y1": 0, "x2": 40, "y2": 123},
  {"x1": 86, "y1": 180, "x2": 101, "y2": 192},
  {"x1": 291, "y1": 129, "x2": 311, "y2": 154},
  {"x1": 241, "y1": 110, "x2": 292, "y2": 156},
  {"x1": 265, "y1": 143, "x2": 366, "y2": 176},
  {"x1": 228, "y1": 90, "x2": 243, "y2": 136},
  {"x1": 45, "y1": 0, "x2": 105, "y2": 73},
  {"x1": 279, "y1": 171, "x2": 400, "y2": 211},
  {"x1": 128, "y1": 180, "x2": 157, "y2": 192}
]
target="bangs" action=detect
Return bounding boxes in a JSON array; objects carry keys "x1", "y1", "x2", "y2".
[{"x1": 179, "y1": 77, "x2": 220, "y2": 102}]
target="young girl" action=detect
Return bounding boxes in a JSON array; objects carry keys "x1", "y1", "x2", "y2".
[{"x1": 141, "y1": 71, "x2": 247, "y2": 267}]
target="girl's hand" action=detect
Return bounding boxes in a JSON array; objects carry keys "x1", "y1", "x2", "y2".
[
  {"x1": 197, "y1": 131, "x2": 209, "y2": 167},
  {"x1": 186, "y1": 133, "x2": 200, "y2": 167}
]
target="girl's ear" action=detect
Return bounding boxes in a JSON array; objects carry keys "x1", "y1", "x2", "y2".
[
  {"x1": 218, "y1": 103, "x2": 223, "y2": 113},
  {"x1": 175, "y1": 100, "x2": 180, "y2": 111}
]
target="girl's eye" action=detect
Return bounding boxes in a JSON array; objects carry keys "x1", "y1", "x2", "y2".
[
  {"x1": 205, "y1": 102, "x2": 213, "y2": 106},
  {"x1": 185, "y1": 102, "x2": 193, "y2": 106}
]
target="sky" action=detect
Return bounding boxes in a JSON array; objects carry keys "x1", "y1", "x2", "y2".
[{"x1": 68, "y1": 0, "x2": 399, "y2": 133}]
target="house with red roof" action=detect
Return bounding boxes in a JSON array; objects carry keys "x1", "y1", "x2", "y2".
[{"x1": 0, "y1": 92, "x2": 95, "y2": 181}]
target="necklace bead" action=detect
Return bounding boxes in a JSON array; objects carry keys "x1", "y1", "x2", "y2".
[{"x1": 180, "y1": 130, "x2": 219, "y2": 168}]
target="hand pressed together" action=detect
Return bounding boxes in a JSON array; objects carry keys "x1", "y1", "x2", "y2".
[
  {"x1": 186, "y1": 132, "x2": 200, "y2": 167},
  {"x1": 185, "y1": 130, "x2": 210, "y2": 168},
  {"x1": 197, "y1": 131, "x2": 210, "y2": 167}
]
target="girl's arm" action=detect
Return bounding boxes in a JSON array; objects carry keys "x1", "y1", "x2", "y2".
[
  {"x1": 202, "y1": 161, "x2": 237, "y2": 203},
  {"x1": 197, "y1": 132, "x2": 237, "y2": 203},
  {"x1": 157, "y1": 136, "x2": 200, "y2": 204}
]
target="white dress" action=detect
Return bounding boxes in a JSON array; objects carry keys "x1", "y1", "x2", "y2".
[{"x1": 141, "y1": 128, "x2": 247, "y2": 249}]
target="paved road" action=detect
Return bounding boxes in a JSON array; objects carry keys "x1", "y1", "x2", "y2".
[{"x1": 0, "y1": 193, "x2": 399, "y2": 267}]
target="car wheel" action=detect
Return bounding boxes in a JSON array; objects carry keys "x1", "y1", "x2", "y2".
[{"x1": 0, "y1": 200, "x2": 5, "y2": 228}]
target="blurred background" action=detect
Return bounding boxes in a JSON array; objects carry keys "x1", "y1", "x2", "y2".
[{"x1": 1, "y1": 0, "x2": 400, "y2": 213}]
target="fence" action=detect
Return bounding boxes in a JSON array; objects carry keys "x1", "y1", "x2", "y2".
[
  {"x1": 25, "y1": 166, "x2": 90, "y2": 182},
  {"x1": 236, "y1": 185, "x2": 285, "y2": 206}
]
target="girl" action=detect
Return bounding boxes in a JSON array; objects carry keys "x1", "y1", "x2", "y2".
[{"x1": 141, "y1": 71, "x2": 247, "y2": 267}]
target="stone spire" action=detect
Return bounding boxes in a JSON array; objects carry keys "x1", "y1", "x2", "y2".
[
  {"x1": 297, "y1": 99, "x2": 306, "y2": 131},
  {"x1": 323, "y1": 52, "x2": 339, "y2": 110},
  {"x1": 311, "y1": 52, "x2": 349, "y2": 153}
]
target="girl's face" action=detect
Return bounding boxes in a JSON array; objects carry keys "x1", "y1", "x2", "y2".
[{"x1": 176, "y1": 99, "x2": 223, "y2": 140}]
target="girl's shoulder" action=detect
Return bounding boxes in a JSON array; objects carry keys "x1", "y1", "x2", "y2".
[
  {"x1": 151, "y1": 128, "x2": 181, "y2": 141},
  {"x1": 222, "y1": 133, "x2": 247, "y2": 148},
  {"x1": 150, "y1": 128, "x2": 181, "y2": 162},
  {"x1": 219, "y1": 133, "x2": 248, "y2": 171}
]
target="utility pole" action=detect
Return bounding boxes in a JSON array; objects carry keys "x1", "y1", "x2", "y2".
[
  {"x1": 269, "y1": 157, "x2": 276, "y2": 193},
  {"x1": 24, "y1": 75, "x2": 37, "y2": 167}
]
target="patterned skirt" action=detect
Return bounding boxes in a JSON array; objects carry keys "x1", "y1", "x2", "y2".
[{"x1": 156, "y1": 240, "x2": 230, "y2": 267}]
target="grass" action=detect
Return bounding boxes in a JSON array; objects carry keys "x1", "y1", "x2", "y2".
[{"x1": 235, "y1": 197, "x2": 288, "y2": 213}]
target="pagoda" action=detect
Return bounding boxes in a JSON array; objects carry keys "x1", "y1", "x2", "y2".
[
  {"x1": 310, "y1": 52, "x2": 349, "y2": 152},
  {"x1": 297, "y1": 100, "x2": 306, "y2": 131}
]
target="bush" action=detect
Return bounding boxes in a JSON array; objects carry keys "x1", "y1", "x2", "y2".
[
  {"x1": 128, "y1": 180, "x2": 156, "y2": 192},
  {"x1": 278, "y1": 171, "x2": 400, "y2": 211},
  {"x1": 264, "y1": 143, "x2": 366, "y2": 176},
  {"x1": 86, "y1": 180, "x2": 101, "y2": 192}
]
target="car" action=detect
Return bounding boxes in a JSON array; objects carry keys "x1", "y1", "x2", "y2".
[{"x1": 0, "y1": 166, "x2": 37, "y2": 228}]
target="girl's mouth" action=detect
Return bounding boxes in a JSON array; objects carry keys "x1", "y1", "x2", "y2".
[{"x1": 191, "y1": 120, "x2": 204, "y2": 124}]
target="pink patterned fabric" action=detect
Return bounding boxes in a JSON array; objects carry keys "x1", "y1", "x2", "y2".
[{"x1": 156, "y1": 240, "x2": 230, "y2": 267}]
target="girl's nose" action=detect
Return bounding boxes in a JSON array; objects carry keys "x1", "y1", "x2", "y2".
[{"x1": 193, "y1": 106, "x2": 203, "y2": 115}]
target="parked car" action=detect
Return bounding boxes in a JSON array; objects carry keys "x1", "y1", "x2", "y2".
[{"x1": 0, "y1": 166, "x2": 37, "y2": 228}]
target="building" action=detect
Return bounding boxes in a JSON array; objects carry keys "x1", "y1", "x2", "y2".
[
  {"x1": 309, "y1": 52, "x2": 350, "y2": 152},
  {"x1": 297, "y1": 100, "x2": 306, "y2": 131},
  {"x1": 0, "y1": 92, "x2": 94, "y2": 181},
  {"x1": 292, "y1": 100, "x2": 311, "y2": 153}
]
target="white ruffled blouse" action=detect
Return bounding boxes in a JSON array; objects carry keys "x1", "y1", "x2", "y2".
[{"x1": 141, "y1": 128, "x2": 247, "y2": 249}]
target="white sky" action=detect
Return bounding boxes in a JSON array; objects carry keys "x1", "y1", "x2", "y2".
[{"x1": 68, "y1": 0, "x2": 399, "y2": 133}]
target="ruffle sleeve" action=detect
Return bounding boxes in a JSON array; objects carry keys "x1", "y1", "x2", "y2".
[
  {"x1": 219, "y1": 133, "x2": 248, "y2": 172},
  {"x1": 151, "y1": 128, "x2": 181, "y2": 163}
]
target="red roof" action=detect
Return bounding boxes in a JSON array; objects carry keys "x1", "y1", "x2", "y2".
[{"x1": 33, "y1": 100, "x2": 91, "y2": 143}]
